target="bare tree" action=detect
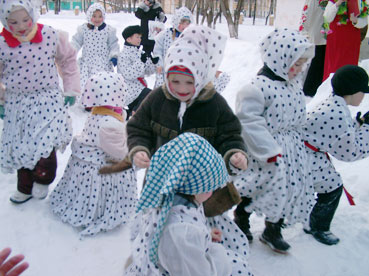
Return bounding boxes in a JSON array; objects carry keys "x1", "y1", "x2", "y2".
[
  {"x1": 265, "y1": 0, "x2": 274, "y2": 25},
  {"x1": 53, "y1": 0, "x2": 60, "y2": 14},
  {"x1": 219, "y1": 0, "x2": 244, "y2": 38}
]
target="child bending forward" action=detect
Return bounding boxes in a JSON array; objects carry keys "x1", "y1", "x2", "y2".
[
  {"x1": 50, "y1": 72, "x2": 137, "y2": 237},
  {"x1": 125, "y1": 133, "x2": 253, "y2": 276}
]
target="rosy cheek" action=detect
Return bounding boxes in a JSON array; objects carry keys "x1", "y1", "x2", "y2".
[
  {"x1": 27, "y1": 22, "x2": 32, "y2": 27},
  {"x1": 9, "y1": 26, "x2": 14, "y2": 31},
  {"x1": 289, "y1": 67, "x2": 295, "y2": 73}
]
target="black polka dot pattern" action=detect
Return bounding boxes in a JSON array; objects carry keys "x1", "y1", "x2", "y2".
[
  {"x1": 126, "y1": 204, "x2": 253, "y2": 275},
  {"x1": 304, "y1": 94, "x2": 369, "y2": 193},
  {"x1": 50, "y1": 113, "x2": 137, "y2": 237},
  {"x1": 0, "y1": 25, "x2": 73, "y2": 172}
]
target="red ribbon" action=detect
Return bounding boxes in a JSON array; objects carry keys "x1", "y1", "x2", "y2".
[{"x1": 137, "y1": 77, "x2": 147, "y2": 87}]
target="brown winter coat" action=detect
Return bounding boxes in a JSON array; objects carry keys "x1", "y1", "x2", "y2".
[{"x1": 127, "y1": 83, "x2": 247, "y2": 171}]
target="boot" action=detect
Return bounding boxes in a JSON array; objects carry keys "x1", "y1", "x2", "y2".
[
  {"x1": 260, "y1": 219, "x2": 290, "y2": 254},
  {"x1": 233, "y1": 197, "x2": 253, "y2": 242},
  {"x1": 10, "y1": 191, "x2": 33, "y2": 204},
  {"x1": 304, "y1": 186, "x2": 342, "y2": 246},
  {"x1": 303, "y1": 229, "x2": 339, "y2": 245},
  {"x1": 32, "y1": 183, "x2": 49, "y2": 199}
]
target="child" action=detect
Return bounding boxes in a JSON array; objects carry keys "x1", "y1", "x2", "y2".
[
  {"x1": 152, "y1": 6, "x2": 193, "y2": 88},
  {"x1": 117, "y1": 25, "x2": 157, "y2": 118},
  {"x1": 0, "y1": 0, "x2": 80, "y2": 203},
  {"x1": 126, "y1": 25, "x2": 247, "y2": 175},
  {"x1": 124, "y1": 133, "x2": 253, "y2": 276},
  {"x1": 50, "y1": 72, "x2": 137, "y2": 237},
  {"x1": 71, "y1": 3, "x2": 119, "y2": 93},
  {"x1": 135, "y1": 0, "x2": 166, "y2": 55},
  {"x1": 234, "y1": 28, "x2": 315, "y2": 253},
  {"x1": 303, "y1": 65, "x2": 369, "y2": 245}
]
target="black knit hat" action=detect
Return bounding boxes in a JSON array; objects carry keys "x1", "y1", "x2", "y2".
[
  {"x1": 332, "y1": 65, "x2": 369, "y2": 96},
  {"x1": 122, "y1": 25, "x2": 142, "y2": 40}
]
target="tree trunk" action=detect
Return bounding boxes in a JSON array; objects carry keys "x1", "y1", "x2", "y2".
[
  {"x1": 54, "y1": 0, "x2": 59, "y2": 14},
  {"x1": 220, "y1": 0, "x2": 237, "y2": 38},
  {"x1": 233, "y1": 0, "x2": 244, "y2": 36},
  {"x1": 248, "y1": 0, "x2": 252, "y2": 17},
  {"x1": 252, "y1": 0, "x2": 256, "y2": 25},
  {"x1": 265, "y1": 0, "x2": 274, "y2": 25}
]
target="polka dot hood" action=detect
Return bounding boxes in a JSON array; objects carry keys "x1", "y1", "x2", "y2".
[
  {"x1": 82, "y1": 72, "x2": 127, "y2": 108},
  {"x1": 0, "y1": 0, "x2": 39, "y2": 31},
  {"x1": 171, "y1": 6, "x2": 193, "y2": 31},
  {"x1": 260, "y1": 28, "x2": 314, "y2": 81},
  {"x1": 86, "y1": 3, "x2": 105, "y2": 25},
  {"x1": 136, "y1": 132, "x2": 228, "y2": 265}
]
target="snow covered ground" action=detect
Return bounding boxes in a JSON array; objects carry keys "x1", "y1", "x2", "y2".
[{"x1": 1, "y1": 10, "x2": 369, "y2": 276}]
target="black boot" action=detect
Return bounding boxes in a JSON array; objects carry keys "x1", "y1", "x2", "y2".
[
  {"x1": 234, "y1": 197, "x2": 253, "y2": 242},
  {"x1": 260, "y1": 219, "x2": 290, "y2": 254},
  {"x1": 304, "y1": 186, "x2": 343, "y2": 245}
]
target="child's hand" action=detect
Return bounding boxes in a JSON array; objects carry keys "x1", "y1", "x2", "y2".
[
  {"x1": 0, "y1": 105, "x2": 4, "y2": 120},
  {"x1": 0, "y1": 247, "x2": 29, "y2": 276},
  {"x1": 157, "y1": 66, "x2": 163, "y2": 74},
  {"x1": 230, "y1": 152, "x2": 248, "y2": 171},
  {"x1": 64, "y1": 96, "x2": 76, "y2": 106},
  {"x1": 133, "y1": 151, "x2": 150, "y2": 168},
  {"x1": 110, "y1": 57, "x2": 118, "y2": 67},
  {"x1": 211, "y1": 228, "x2": 222, "y2": 242}
]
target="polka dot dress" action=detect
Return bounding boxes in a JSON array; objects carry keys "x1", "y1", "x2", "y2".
[
  {"x1": 235, "y1": 29, "x2": 315, "y2": 225},
  {"x1": 125, "y1": 205, "x2": 253, "y2": 276},
  {"x1": 50, "y1": 114, "x2": 137, "y2": 237},
  {"x1": 117, "y1": 45, "x2": 156, "y2": 105},
  {"x1": 304, "y1": 94, "x2": 369, "y2": 193},
  {"x1": 0, "y1": 25, "x2": 72, "y2": 173}
]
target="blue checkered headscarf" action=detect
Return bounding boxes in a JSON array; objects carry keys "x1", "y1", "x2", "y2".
[{"x1": 136, "y1": 132, "x2": 228, "y2": 265}]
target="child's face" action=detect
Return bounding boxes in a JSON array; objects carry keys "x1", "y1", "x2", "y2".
[
  {"x1": 167, "y1": 73, "x2": 195, "y2": 102},
  {"x1": 144, "y1": 0, "x2": 153, "y2": 6},
  {"x1": 178, "y1": 19, "x2": 191, "y2": 32},
  {"x1": 194, "y1": 191, "x2": 213, "y2": 204},
  {"x1": 127, "y1": 33, "x2": 142, "y2": 46},
  {"x1": 288, "y1": 58, "x2": 308, "y2": 80},
  {"x1": 91, "y1": 10, "x2": 103, "y2": 26},
  {"x1": 6, "y1": 8, "x2": 33, "y2": 37}
]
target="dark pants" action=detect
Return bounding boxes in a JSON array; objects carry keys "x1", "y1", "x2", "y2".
[
  {"x1": 310, "y1": 186, "x2": 343, "y2": 231},
  {"x1": 303, "y1": 45, "x2": 326, "y2": 97},
  {"x1": 17, "y1": 149, "x2": 57, "y2": 194},
  {"x1": 127, "y1": 88, "x2": 151, "y2": 118}
]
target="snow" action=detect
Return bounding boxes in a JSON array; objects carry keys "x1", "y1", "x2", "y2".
[{"x1": 1, "y1": 10, "x2": 369, "y2": 276}]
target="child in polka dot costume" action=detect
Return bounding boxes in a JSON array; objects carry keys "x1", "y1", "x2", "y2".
[
  {"x1": 125, "y1": 133, "x2": 253, "y2": 276},
  {"x1": 117, "y1": 25, "x2": 157, "y2": 118},
  {"x1": 0, "y1": 0, "x2": 80, "y2": 204},
  {"x1": 303, "y1": 65, "x2": 369, "y2": 245},
  {"x1": 234, "y1": 28, "x2": 316, "y2": 253},
  {"x1": 71, "y1": 3, "x2": 119, "y2": 94},
  {"x1": 152, "y1": 7, "x2": 230, "y2": 93},
  {"x1": 50, "y1": 72, "x2": 137, "y2": 237}
]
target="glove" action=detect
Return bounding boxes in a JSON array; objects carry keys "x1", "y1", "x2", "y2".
[
  {"x1": 64, "y1": 96, "x2": 76, "y2": 106},
  {"x1": 151, "y1": 56, "x2": 159, "y2": 64},
  {"x1": 140, "y1": 52, "x2": 148, "y2": 63},
  {"x1": 0, "y1": 105, "x2": 4, "y2": 119},
  {"x1": 267, "y1": 154, "x2": 282, "y2": 163},
  {"x1": 356, "y1": 111, "x2": 369, "y2": 125},
  {"x1": 110, "y1": 57, "x2": 117, "y2": 67}
]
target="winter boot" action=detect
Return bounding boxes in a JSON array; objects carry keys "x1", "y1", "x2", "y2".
[
  {"x1": 32, "y1": 183, "x2": 49, "y2": 199},
  {"x1": 304, "y1": 186, "x2": 343, "y2": 245},
  {"x1": 10, "y1": 191, "x2": 33, "y2": 204},
  {"x1": 203, "y1": 182, "x2": 241, "y2": 217},
  {"x1": 233, "y1": 197, "x2": 253, "y2": 242},
  {"x1": 260, "y1": 219, "x2": 290, "y2": 254}
]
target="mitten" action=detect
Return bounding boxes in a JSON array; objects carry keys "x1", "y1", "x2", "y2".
[
  {"x1": 0, "y1": 105, "x2": 4, "y2": 119},
  {"x1": 110, "y1": 57, "x2": 117, "y2": 67},
  {"x1": 140, "y1": 52, "x2": 148, "y2": 63},
  {"x1": 203, "y1": 182, "x2": 241, "y2": 217},
  {"x1": 151, "y1": 56, "x2": 159, "y2": 64},
  {"x1": 158, "y1": 11, "x2": 166, "y2": 22},
  {"x1": 99, "y1": 157, "x2": 132, "y2": 174},
  {"x1": 362, "y1": 111, "x2": 369, "y2": 124},
  {"x1": 356, "y1": 112, "x2": 363, "y2": 125},
  {"x1": 64, "y1": 96, "x2": 76, "y2": 106},
  {"x1": 267, "y1": 154, "x2": 282, "y2": 163}
]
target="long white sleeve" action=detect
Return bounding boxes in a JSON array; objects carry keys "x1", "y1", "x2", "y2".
[
  {"x1": 236, "y1": 83, "x2": 282, "y2": 162},
  {"x1": 153, "y1": 30, "x2": 166, "y2": 67},
  {"x1": 0, "y1": 62, "x2": 4, "y2": 105},
  {"x1": 70, "y1": 24, "x2": 84, "y2": 52},
  {"x1": 107, "y1": 26, "x2": 120, "y2": 59},
  {"x1": 324, "y1": 2, "x2": 339, "y2": 23},
  {"x1": 158, "y1": 223, "x2": 232, "y2": 276}
]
